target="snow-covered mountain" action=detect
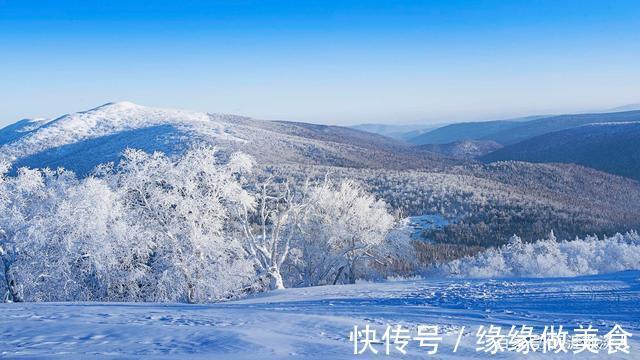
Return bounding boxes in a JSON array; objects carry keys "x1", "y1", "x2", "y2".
[
  {"x1": 2, "y1": 101, "x2": 243, "y2": 158},
  {"x1": 0, "y1": 102, "x2": 244, "y2": 174},
  {"x1": 482, "y1": 121, "x2": 640, "y2": 180},
  {"x1": 409, "y1": 110, "x2": 640, "y2": 145},
  {"x1": 0, "y1": 102, "x2": 458, "y2": 175}
]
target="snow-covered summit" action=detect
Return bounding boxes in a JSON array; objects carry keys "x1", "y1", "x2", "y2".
[
  {"x1": 95, "y1": 100, "x2": 139, "y2": 110},
  {"x1": 0, "y1": 102, "x2": 238, "y2": 163},
  {"x1": 0, "y1": 101, "x2": 462, "y2": 176}
]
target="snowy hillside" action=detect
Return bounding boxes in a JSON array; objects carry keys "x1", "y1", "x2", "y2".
[
  {"x1": 2, "y1": 104, "x2": 640, "y2": 359},
  {"x1": 0, "y1": 102, "x2": 239, "y2": 161},
  {"x1": 0, "y1": 102, "x2": 251, "y2": 175},
  {"x1": 0, "y1": 102, "x2": 459, "y2": 175},
  {"x1": 1, "y1": 271, "x2": 638, "y2": 358}
]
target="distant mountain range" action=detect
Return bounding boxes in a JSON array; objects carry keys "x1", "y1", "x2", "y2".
[
  {"x1": 350, "y1": 115, "x2": 544, "y2": 143},
  {"x1": 349, "y1": 123, "x2": 439, "y2": 141},
  {"x1": 599, "y1": 103, "x2": 640, "y2": 113},
  {"x1": 482, "y1": 122, "x2": 640, "y2": 181},
  {"x1": 352, "y1": 104, "x2": 640, "y2": 145},
  {"x1": 347, "y1": 105, "x2": 640, "y2": 182},
  {"x1": 407, "y1": 111, "x2": 640, "y2": 145}
]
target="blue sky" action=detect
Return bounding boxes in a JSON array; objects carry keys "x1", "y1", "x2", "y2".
[{"x1": 1, "y1": 0, "x2": 639, "y2": 126}]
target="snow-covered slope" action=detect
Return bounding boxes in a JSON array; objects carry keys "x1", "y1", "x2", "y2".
[
  {"x1": 0, "y1": 102, "x2": 242, "y2": 169},
  {"x1": 2, "y1": 102, "x2": 232, "y2": 158},
  {"x1": 0, "y1": 102, "x2": 460, "y2": 175},
  {"x1": 1, "y1": 271, "x2": 638, "y2": 358}
]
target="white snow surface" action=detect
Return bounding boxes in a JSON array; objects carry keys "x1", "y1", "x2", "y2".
[
  {"x1": 0, "y1": 102, "x2": 240, "y2": 162},
  {"x1": 398, "y1": 214, "x2": 450, "y2": 241},
  {"x1": 1, "y1": 271, "x2": 638, "y2": 359}
]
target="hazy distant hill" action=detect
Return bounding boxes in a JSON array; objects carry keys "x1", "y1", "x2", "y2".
[
  {"x1": 482, "y1": 122, "x2": 640, "y2": 181},
  {"x1": 408, "y1": 115, "x2": 547, "y2": 145},
  {"x1": 409, "y1": 111, "x2": 640, "y2": 145},
  {"x1": 350, "y1": 123, "x2": 437, "y2": 141},
  {"x1": 600, "y1": 103, "x2": 640, "y2": 113},
  {"x1": 408, "y1": 119, "x2": 521, "y2": 145},
  {"x1": 416, "y1": 139, "x2": 503, "y2": 158},
  {"x1": 486, "y1": 111, "x2": 640, "y2": 145}
]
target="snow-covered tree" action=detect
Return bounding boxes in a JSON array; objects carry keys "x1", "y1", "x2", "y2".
[
  {"x1": 303, "y1": 180, "x2": 395, "y2": 284},
  {"x1": 0, "y1": 160, "x2": 25, "y2": 302},
  {"x1": 41, "y1": 177, "x2": 146, "y2": 301},
  {"x1": 22, "y1": 177, "x2": 133, "y2": 301},
  {"x1": 0, "y1": 163, "x2": 146, "y2": 302},
  {"x1": 440, "y1": 230, "x2": 640, "y2": 278},
  {"x1": 0, "y1": 166, "x2": 74, "y2": 302},
  {"x1": 111, "y1": 146, "x2": 255, "y2": 302},
  {"x1": 236, "y1": 176, "x2": 306, "y2": 290}
]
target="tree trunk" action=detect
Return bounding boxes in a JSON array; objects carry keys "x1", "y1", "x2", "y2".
[
  {"x1": 268, "y1": 267, "x2": 285, "y2": 290},
  {"x1": 2, "y1": 258, "x2": 22, "y2": 302},
  {"x1": 333, "y1": 265, "x2": 345, "y2": 285},
  {"x1": 348, "y1": 266, "x2": 356, "y2": 284},
  {"x1": 348, "y1": 258, "x2": 357, "y2": 284},
  {"x1": 186, "y1": 282, "x2": 196, "y2": 304}
]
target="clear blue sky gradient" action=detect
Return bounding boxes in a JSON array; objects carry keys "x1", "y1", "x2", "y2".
[{"x1": 1, "y1": 0, "x2": 639, "y2": 125}]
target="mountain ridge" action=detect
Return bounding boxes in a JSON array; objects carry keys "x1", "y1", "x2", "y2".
[
  {"x1": 482, "y1": 121, "x2": 640, "y2": 181},
  {"x1": 408, "y1": 110, "x2": 640, "y2": 145},
  {"x1": 0, "y1": 102, "x2": 462, "y2": 175}
]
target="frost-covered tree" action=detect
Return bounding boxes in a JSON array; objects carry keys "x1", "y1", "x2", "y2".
[
  {"x1": 17, "y1": 176, "x2": 143, "y2": 301},
  {"x1": 0, "y1": 160, "x2": 27, "y2": 302},
  {"x1": 0, "y1": 163, "x2": 146, "y2": 302},
  {"x1": 440, "y1": 230, "x2": 640, "y2": 278},
  {"x1": 236, "y1": 176, "x2": 306, "y2": 290},
  {"x1": 111, "y1": 146, "x2": 255, "y2": 302},
  {"x1": 0, "y1": 147, "x2": 260, "y2": 303},
  {"x1": 303, "y1": 180, "x2": 395, "y2": 284},
  {"x1": 42, "y1": 177, "x2": 146, "y2": 301},
  {"x1": 0, "y1": 165, "x2": 75, "y2": 302}
]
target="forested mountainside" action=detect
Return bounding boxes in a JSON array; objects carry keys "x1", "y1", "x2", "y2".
[
  {"x1": 271, "y1": 161, "x2": 640, "y2": 248},
  {"x1": 482, "y1": 122, "x2": 640, "y2": 181},
  {"x1": 416, "y1": 139, "x2": 503, "y2": 158},
  {"x1": 2, "y1": 102, "x2": 639, "y2": 257},
  {"x1": 409, "y1": 110, "x2": 640, "y2": 145}
]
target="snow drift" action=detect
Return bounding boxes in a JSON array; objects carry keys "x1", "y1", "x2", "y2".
[{"x1": 440, "y1": 231, "x2": 640, "y2": 278}]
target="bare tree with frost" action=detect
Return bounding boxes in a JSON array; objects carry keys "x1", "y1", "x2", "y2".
[{"x1": 236, "y1": 176, "x2": 307, "y2": 290}]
